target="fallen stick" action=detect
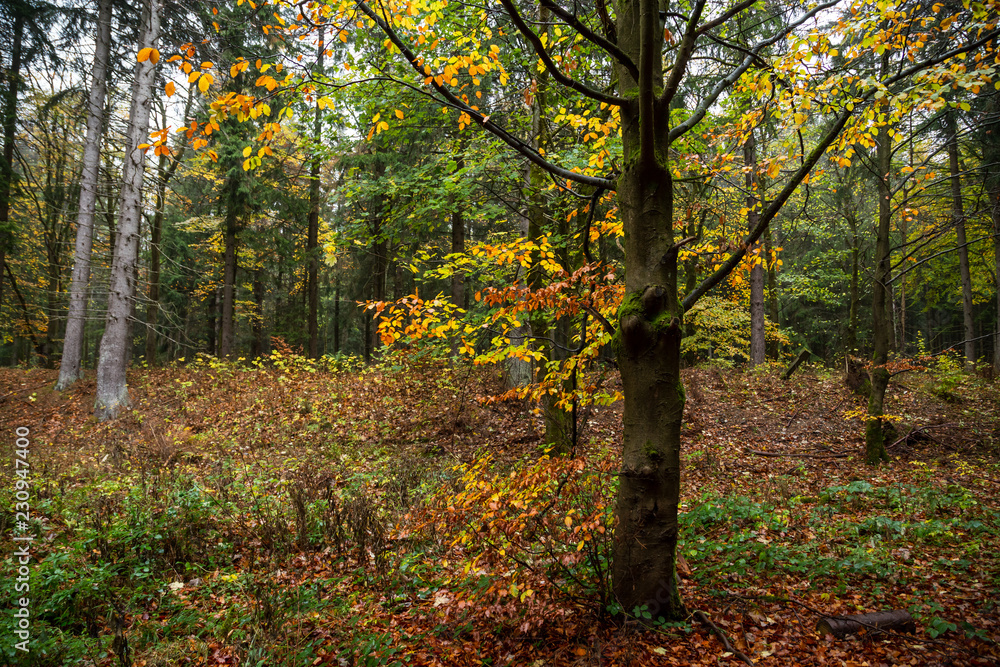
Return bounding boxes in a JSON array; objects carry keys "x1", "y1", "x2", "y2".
[
  {"x1": 693, "y1": 610, "x2": 754, "y2": 666},
  {"x1": 782, "y1": 348, "x2": 811, "y2": 381},
  {"x1": 816, "y1": 610, "x2": 915, "y2": 638},
  {"x1": 889, "y1": 423, "x2": 955, "y2": 450},
  {"x1": 747, "y1": 450, "x2": 849, "y2": 459}
]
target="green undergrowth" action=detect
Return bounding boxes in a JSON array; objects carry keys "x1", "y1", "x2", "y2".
[{"x1": 678, "y1": 473, "x2": 999, "y2": 638}]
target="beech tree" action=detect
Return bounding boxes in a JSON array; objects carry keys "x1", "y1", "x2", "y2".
[{"x1": 102, "y1": 0, "x2": 999, "y2": 619}]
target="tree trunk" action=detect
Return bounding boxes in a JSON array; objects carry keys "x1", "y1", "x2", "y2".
[
  {"x1": 765, "y1": 227, "x2": 780, "y2": 358},
  {"x1": 450, "y1": 191, "x2": 465, "y2": 308},
  {"x1": 816, "y1": 610, "x2": 915, "y2": 638},
  {"x1": 307, "y1": 30, "x2": 324, "y2": 359},
  {"x1": 220, "y1": 197, "x2": 239, "y2": 357},
  {"x1": 0, "y1": 10, "x2": 24, "y2": 319},
  {"x1": 994, "y1": 187, "x2": 1000, "y2": 374},
  {"x1": 945, "y1": 110, "x2": 975, "y2": 370},
  {"x1": 610, "y1": 0, "x2": 685, "y2": 620},
  {"x1": 333, "y1": 273, "x2": 341, "y2": 354},
  {"x1": 207, "y1": 286, "x2": 217, "y2": 355},
  {"x1": 94, "y1": 0, "x2": 160, "y2": 420},
  {"x1": 865, "y1": 83, "x2": 892, "y2": 465},
  {"x1": 58, "y1": 0, "x2": 112, "y2": 389},
  {"x1": 745, "y1": 131, "x2": 765, "y2": 366},
  {"x1": 251, "y1": 268, "x2": 265, "y2": 357},
  {"x1": 145, "y1": 98, "x2": 190, "y2": 366}
]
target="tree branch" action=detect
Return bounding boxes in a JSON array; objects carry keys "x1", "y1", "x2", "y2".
[
  {"x1": 498, "y1": 0, "x2": 626, "y2": 107},
  {"x1": 668, "y1": 0, "x2": 839, "y2": 143},
  {"x1": 696, "y1": 0, "x2": 758, "y2": 36},
  {"x1": 353, "y1": 0, "x2": 616, "y2": 191},
  {"x1": 661, "y1": 0, "x2": 707, "y2": 107},
  {"x1": 540, "y1": 0, "x2": 638, "y2": 81},
  {"x1": 683, "y1": 107, "x2": 853, "y2": 311}
]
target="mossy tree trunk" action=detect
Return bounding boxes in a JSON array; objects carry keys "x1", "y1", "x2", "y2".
[{"x1": 610, "y1": 0, "x2": 685, "y2": 619}]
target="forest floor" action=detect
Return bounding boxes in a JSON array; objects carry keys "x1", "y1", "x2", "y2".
[{"x1": 1, "y1": 351, "x2": 999, "y2": 666}]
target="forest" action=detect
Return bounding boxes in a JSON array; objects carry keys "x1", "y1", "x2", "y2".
[{"x1": 0, "y1": 0, "x2": 999, "y2": 663}]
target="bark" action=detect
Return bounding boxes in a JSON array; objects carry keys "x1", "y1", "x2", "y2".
[
  {"x1": 333, "y1": 273, "x2": 341, "y2": 354},
  {"x1": 0, "y1": 10, "x2": 24, "y2": 318},
  {"x1": 207, "y1": 287, "x2": 217, "y2": 355},
  {"x1": 145, "y1": 98, "x2": 190, "y2": 366},
  {"x1": 845, "y1": 211, "x2": 860, "y2": 354},
  {"x1": 220, "y1": 192, "x2": 239, "y2": 357},
  {"x1": 816, "y1": 610, "x2": 915, "y2": 638},
  {"x1": 505, "y1": 166, "x2": 533, "y2": 389},
  {"x1": 765, "y1": 227, "x2": 780, "y2": 358},
  {"x1": 93, "y1": 0, "x2": 160, "y2": 420},
  {"x1": 251, "y1": 269, "x2": 265, "y2": 357},
  {"x1": 865, "y1": 87, "x2": 892, "y2": 465},
  {"x1": 994, "y1": 189, "x2": 1000, "y2": 374},
  {"x1": 610, "y1": 0, "x2": 685, "y2": 620},
  {"x1": 58, "y1": 0, "x2": 112, "y2": 388},
  {"x1": 307, "y1": 31, "x2": 324, "y2": 359},
  {"x1": 450, "y1": 165, "x2": 465, "y2": 308},
  {"x1": 745, "y1": 131, "x2": 765, "y2": 366},
  {"x1": 945, "y1": 110, "x2": 975, "y2": 369}
]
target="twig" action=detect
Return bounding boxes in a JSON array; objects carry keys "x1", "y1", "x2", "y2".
[
  {"x1": 693, "y1": 610, "x2": 755, "y2": 665},
  {"x1": 747, "y1": 450, "x2": 849, "y2": 459},
  {"x1": 888, "y1": 423, "x2": 955, "y2": 450},
  {"x1": 0, "y1": 381, "x2": 53, "y2": 403}
]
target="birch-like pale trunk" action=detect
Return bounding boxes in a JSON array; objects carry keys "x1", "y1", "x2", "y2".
[
  {"x1": 94, "y1": 0, "x2": 160, "y2": 420},
  {"x1": 57, "y1": 0, "x2": 112, "y2": 390}
]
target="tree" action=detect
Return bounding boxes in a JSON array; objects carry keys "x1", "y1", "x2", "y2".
[
  {"x1": 93, "y1": 0, "x2": 159, "y2": 420},
  {"x1": 57, "y1": 0, "x2": 112, "y2": 389},
  {"x1": 159, "y1": 0, "x2": 999, "y2": 617},
  {"x1": 943, "y1": 109, "x2": 975, "y2": 369}
]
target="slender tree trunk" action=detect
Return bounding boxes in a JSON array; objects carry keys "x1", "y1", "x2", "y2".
[
  {"x1": 505, "y1": 167, "x2": 533, "y2": 389},
  {"x1": 94, "y1": 0, "x2": 160, "y2": 420},
  {"x1": 220, "y1": 202, "x2": 238, "y2": 358},
  {"x1": 846, "y1": 213, "x2": 860, "y2": 355},
  {"x1": 765, "y1": 227, "x2": 780, "y2": 358},
  {"x1": 307, "y1": 30, "x2": 324, "y2": 359},
  {"x1": 333, "y1": 273, "x2": 340, "y2": 354},
  {"x1": 945, "y1": 110, "x2": 976, "y2": 369},
  {"x1": 865, "y1": 86, "x2": 892, "y2": 464},
  {"x1": 145, "y1": 100, "x2": 190, "y2": 366},
  {"x1": 450, "y1": 175, "x2": 465, "y2": 308},
  {"x1": 251, "y1": 269, "x2": 264, "y2": 357},
  {"x1": 207, "y1": 287, "x2": 217, "y2": 355},
  {"x1": 0, "y1": 11, "x2": 24, "y2": 318},
  {"x1": 745, "y1": 131, "x2": 765, "y2": 365},
  {"x1": 58, "y1": 0, "x2": 112, "y2": 388},
  {"x1": 994, "y1": 190, "x2": 1000, "y2": 373}
]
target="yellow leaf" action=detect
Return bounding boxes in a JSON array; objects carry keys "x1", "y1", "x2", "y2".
[
  {"x1": 242, "y1": 146, "x2": 252, "y2": 157},
  {"x1": 138, "y1": 47, "x2": 160, "y2": 64},
  {"x1": 188, "y1": 71, "x2": 201, "y2": 83},
  {"x1": 164, "y1": 81, "x2": 176, "y2": 97},
  {"x1": 242, "y1": 158, "x2": 252, "y2": 171},
  {"x1": 137, "y1": 143, "x2": 152, "y2": 150},
  {"x1": 395, "y1": 109, "x2": 404, "y2": 119},
  {"x1": 198, "y1": 72, "x2": 214, "y2": 93}
]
